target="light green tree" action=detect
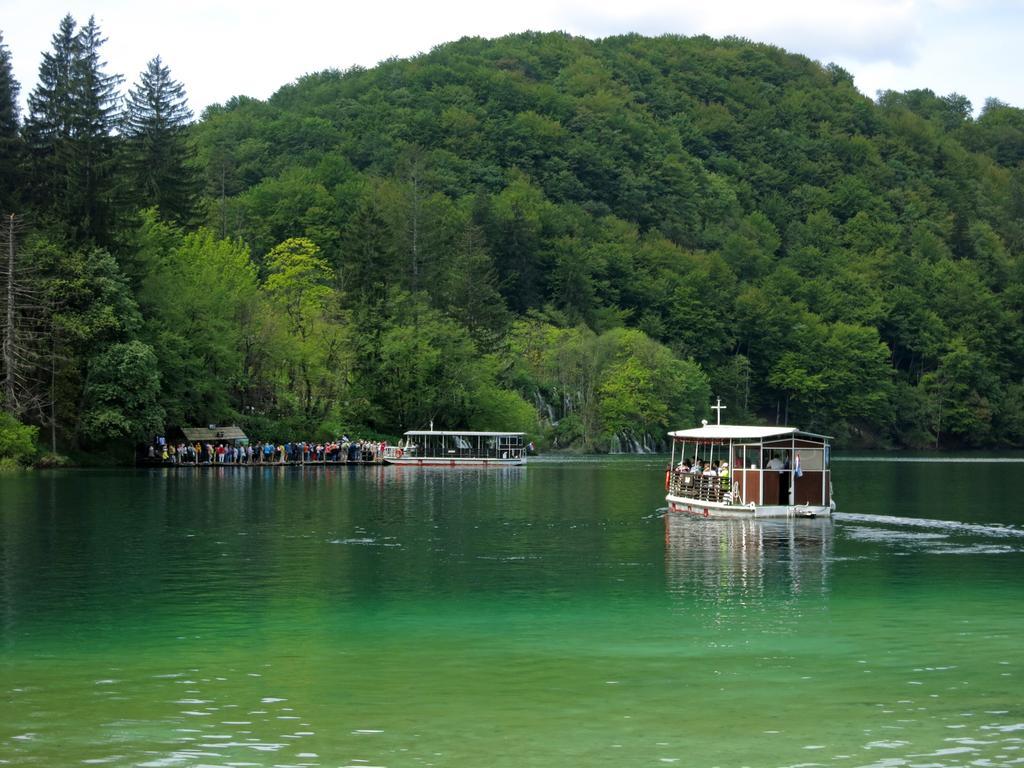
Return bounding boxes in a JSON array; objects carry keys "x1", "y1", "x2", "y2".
[
  {"x1": 140, "y1": 227, "x2": 259, "y2": 425},
  {"x1": 0, "y1": 412, "x2": 38, "y2": 467},
  {"x1": 262, "y1": 237, "x2": 348, "y2": 430}
]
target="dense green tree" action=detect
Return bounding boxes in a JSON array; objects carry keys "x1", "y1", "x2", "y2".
[
  {"x1": 921, "y1": 337, "x2": 998, "y2": 447},
  {"x1": 234, "y1": 168, "x2": 338, "y2": 264},
  {"x1": 24, "y1": 15, "x2": 122, "y2": 244},
  {"x1": 370, "y1": 292, "x2": 534, "y2": 433},
  {"x1": 769, "y1": 318, "x2": 892, "y2": 433},
  {"x1": 597, "y1": 328, "x2": 709, "y2": 446},
  {"x1": 26, "y1": 237, "x2": 144, "y2": 447},
  {"x1": 509, "y1": 319, "x2": 708, "y2": 450},
  {"x1": 963, "y1": 98, "x2": 1024, "y2": 166},
  {"x1": 720, "y1": 211, "x2": 779, "y2": 281},
  {"x1": 123, "y1": 56, "x2": 196, "y2": 223},
  {"x1": 0, "y1": 412, "x2": 38, "y2": 466},
  {"x1": 79, "y1": 340, "x2": 163, "y2": 446},
  {"x1": 139, "y1": 227, "x2": 259, "y2": 426},
  {"x1": 68, "y1": 16, "x2": 123, "y2": 243},
  {"x1": 877, "y1": 88, "x2": 972, "y2": 133},
  {"x1": 486, "y1": 174, "x2": 552, "y2": 312},
  {"x1": 341, "y1": 195, "x2": 394, "y2": 312},
  {"x1": 0, "y1": 30, "x2": 22, "y2": 214},
  {"x1": 434, "y1": 222, "x2": 510, "y2": 348},
  {"x1": 547, "y1": 235, "x2": 600, "y2": 325},
  {"x1": 262, "y1": 237, "x2": 348, "y2": 429},
  {"x1": 23, "y1": 15, "x2": 78, "y2": 215}
]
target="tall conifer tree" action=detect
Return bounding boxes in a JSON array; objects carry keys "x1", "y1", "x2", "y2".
[
  {"x1": 0, "y1": 30, "x2": 22, "y2": 217},
  {"x1": 0, "y1": 31, "x2": 22, "y2": 215},
  {"x1": 69, "y1": 16, "x2": 123, "y2": 243},
  {"x1": 23, "y1": 15, "x2": 78, "y2": 216},
  {"x1": 24, "y1": 15, "x2": 122, "y2": 244},
  {"x1": 123, "y1": 56, "x2": 196, "y2": 222}
]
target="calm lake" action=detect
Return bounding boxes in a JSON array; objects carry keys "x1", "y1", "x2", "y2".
[{"x1": 1, "y1": 455, "x2": 1023, "y2": 767}]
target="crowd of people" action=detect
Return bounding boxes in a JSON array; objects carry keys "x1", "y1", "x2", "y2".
[
  {"x1": 671, "y1": 457, "x2": 734, "y2": 502},
  {"x1": 147, "y1": 437, "x2": 388, "y2": 465},
  {"x1": 675, "y1": 458, "x2": 731, "y2": 480}
]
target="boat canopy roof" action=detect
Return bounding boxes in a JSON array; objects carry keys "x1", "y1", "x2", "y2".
[
  {"x1": 668, "y1": 425, "x2": 832, "y2": 441},
  {"x1": 404, "y1": 430, "x2": 524, "y2": 437}
]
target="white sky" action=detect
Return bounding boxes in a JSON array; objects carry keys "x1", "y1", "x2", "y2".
[{"x1": 2, "y1": 0, "x2": 1021, "y2": 118}]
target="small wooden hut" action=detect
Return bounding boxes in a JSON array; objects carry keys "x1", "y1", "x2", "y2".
[{"x1": 176, "y1": 425, "x2": 249, "y2": 445}]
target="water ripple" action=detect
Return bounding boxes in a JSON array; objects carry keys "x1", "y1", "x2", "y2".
[{"x1": 836, "y1": 512, "x2": 1024, "y2": 538}]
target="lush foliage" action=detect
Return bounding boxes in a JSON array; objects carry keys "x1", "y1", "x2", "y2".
[
  {"x1": 2, "y1": 24, "x2": 1023, "y2": 453},
  {"x1": 508, "y1": 320, "x2": 708, "y2": 450},
  {"x1": 0, "y1": 412, "x2": 38, "y2": 467}
]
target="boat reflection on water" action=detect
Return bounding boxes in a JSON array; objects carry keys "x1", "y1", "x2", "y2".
[{"x1": 664, "y1": 513, "x2": 833, "y2": 606}]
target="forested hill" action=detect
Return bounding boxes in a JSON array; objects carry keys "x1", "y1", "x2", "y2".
[
  {"x1": 191, "y1": 32, "x2": 1024, "y2": 447},
  {"x1": 2, "y1": 27, "x2": 1023, "y2": 460}
]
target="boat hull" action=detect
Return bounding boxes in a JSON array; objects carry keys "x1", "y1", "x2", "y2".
[
  {"x1": 384, "y1": 457, "x2": 525, "y2": 467},
  {"x1": 666, "y1": 493, "x2": 832, "y2": 519}
]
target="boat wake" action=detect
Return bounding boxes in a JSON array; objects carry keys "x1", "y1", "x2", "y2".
[
  {"x1": 834, "y1": 512, "x2": 1024, "y2": 539},
  {"x1": 835, "y1": 456, "x2": 1024, "y2": 463}
]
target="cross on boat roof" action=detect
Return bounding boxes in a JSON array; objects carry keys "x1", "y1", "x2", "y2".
[{"x1": 711, "y1": 396, "x2": 726, "y2": 425}]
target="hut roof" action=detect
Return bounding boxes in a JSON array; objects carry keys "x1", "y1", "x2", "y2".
[{"x1": 180, "y1": 425, "x2": 248, "y2": 442}]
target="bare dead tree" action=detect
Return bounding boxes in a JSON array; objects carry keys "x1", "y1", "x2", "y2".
[{"x1": 1, "y1": 213, "x2": 52, "y2": 427}]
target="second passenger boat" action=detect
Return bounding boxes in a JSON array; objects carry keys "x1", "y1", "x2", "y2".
[{"x1": 382, "y1": 430, "x2": 527, "y2": 466}]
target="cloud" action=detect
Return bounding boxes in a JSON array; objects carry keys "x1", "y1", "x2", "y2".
[
  {"x1": 5, "y1": 0, "x2": 1021, "y2": 115},
  {"x1": 552, "y1": 0, "x2": 922, "y2": 65}
]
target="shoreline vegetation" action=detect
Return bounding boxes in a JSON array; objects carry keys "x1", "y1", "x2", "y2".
[{"x1": 1, "y1": 23, "x2": 1023, "y2": 468}]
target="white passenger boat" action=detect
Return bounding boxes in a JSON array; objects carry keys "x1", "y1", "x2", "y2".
[
  {"x1": 382, "y1": 430, "x2": 527, "y2": 466},
  {"x1": 665, "y1": 400, "x2": 834, "y2": 519}
]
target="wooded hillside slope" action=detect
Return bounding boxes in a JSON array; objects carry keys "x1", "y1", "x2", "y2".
[{"x1": 3, "y1": 27, "x2": 1023, "y2": 456}]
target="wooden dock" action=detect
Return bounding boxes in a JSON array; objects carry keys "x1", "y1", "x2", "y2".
[{"x1": 137, "y1": 459, "x2": 384, "y2": 468}]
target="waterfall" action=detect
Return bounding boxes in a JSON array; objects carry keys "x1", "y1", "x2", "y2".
[
  {"x1": 610, "y1": 431, "x2": 654, "y2": 454},
  {"x1": 533, "y1": 389, "x2": 559, "y2": 426}
]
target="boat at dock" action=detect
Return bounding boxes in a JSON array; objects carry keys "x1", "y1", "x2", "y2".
[
  {"x1": 382, "y1": 430, "x2": 527, "y2": 466},
  {"x1": 665, "y1": 401, "x2": 834, "y2": 519}
]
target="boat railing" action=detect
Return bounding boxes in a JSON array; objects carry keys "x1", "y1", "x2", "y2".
[{"x1": 669, "y1": 471, "x2": 731, "y2": 503}]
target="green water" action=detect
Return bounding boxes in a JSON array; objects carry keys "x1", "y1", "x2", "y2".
[{"x1": 1, "y1": 456, "x2": 1022, "y2": 767}]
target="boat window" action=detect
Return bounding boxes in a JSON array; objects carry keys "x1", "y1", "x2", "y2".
[
  {"x1": 742, "y1": 446, "x2": 760, "y2": 469},
  {"x1": 762, "y1": 449, "x2": 790, "y2": 469},
  {"x1": 797, "y1": 449, "x2": 824, "y2": 471}
]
